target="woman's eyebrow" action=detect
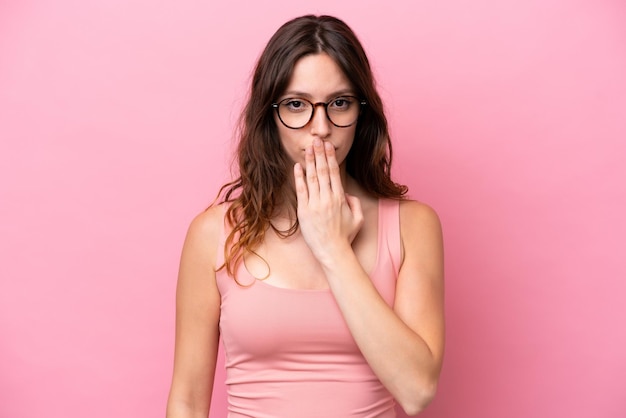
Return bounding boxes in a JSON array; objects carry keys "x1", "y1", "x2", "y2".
[{"x1": 280, "y1": 88, "x2": 356, "y2": 100}]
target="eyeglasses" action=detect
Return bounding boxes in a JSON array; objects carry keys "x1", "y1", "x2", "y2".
[{"x1": 272, "y1": 96, "x2": 366, "y2": 129}]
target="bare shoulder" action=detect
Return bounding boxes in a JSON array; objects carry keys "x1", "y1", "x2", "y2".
[
  {"x1": 399, "y1": 200, "x2": 442, "y2": 235},
  {"x1": 187, "y1": 204, "x2": 225, "y2": 241},
  {"x1": 176, "y1": 203, "x2": 225, "y2": 307},
  {"x1": 398, "y1": 200, "x2": 443, "y2": 264},
  {"x1": 175, "y1": 203, "x2": 225, "y2": 319},
  {"x1": 180, "y1": 203, "x2": 226, "y2": 271}
]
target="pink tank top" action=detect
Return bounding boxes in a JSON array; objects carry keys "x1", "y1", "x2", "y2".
[{"x1": 215, "y1": 199, "x2": 401, "y2": 417}]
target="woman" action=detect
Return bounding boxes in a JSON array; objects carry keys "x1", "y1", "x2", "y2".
[{"x1": 166, "y1": 15, "x2": 444, "y2": 418}]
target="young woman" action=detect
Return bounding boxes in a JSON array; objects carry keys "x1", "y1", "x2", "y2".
[{"x1": 166, "y1": 15, "x2": 445, "y2": 418}]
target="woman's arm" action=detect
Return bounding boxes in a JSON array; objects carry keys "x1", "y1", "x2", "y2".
[
  {"x1": 295, "y1": 140, "x2": 445, "y2": 416},
  {"x1": 166, "y1": 207, "x2": 223, "y2": 418}
]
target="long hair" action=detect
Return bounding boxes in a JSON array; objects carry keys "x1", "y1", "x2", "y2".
[{"x1": 216, "y1": 15, "x2": 407, "y2": 278}]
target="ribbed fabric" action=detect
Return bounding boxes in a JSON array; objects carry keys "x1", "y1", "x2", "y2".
[{"x1": 215, "y1": 199, "x2": 401, "y2": 417}]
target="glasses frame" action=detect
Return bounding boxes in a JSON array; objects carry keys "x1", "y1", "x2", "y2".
[{"x1": 271, "y1": 96, "x2": 367, "y2": 130}]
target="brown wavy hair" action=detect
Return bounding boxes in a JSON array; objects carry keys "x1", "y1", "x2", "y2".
[{"x1": 216, "y1": 14, "x2": 407, "y2": 278}]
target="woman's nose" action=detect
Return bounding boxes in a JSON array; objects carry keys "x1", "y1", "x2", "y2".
[{"x1": 309, "y1": 105, "x2": 331, "y2": 138}]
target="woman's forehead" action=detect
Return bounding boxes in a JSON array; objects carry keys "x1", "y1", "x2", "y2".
[{"x1": 282, "y1": 53, "x2": 353, "y2": 99}]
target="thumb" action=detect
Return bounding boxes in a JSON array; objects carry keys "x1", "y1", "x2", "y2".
[{"x1": 344, "y1": 193, "x2": 364, "y2": 224}]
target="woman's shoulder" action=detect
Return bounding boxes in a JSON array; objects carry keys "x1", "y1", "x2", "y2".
[
  {"x1": 185, "y1": 203, "x2": 227, "y2": 248},
  {"x1": 396, "y1": 199, "x2": 444, "y2": 273},
  {"x1": 397, "y1": 199, "x2": 442, "y2": 233},
  {"x1": 177, "y1": 204, "x2": 228, "y2": 292}
]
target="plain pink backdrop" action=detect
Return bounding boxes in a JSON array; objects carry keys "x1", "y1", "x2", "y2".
[{"x1": 1, "y1": 1, "x2": 625, "y2": 417}]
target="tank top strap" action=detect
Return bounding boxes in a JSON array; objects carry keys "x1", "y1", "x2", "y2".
[{"x1": 378, "y1": 198, "x2": 402, "y2": 276}]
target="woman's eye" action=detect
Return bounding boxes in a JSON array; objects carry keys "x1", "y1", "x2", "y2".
[
  {"x1": 284, "y1": 100, "x2": 308, "y2": 112},
  {"x1": 331, "y1": 97, "x2": 352, "y2": 110}
]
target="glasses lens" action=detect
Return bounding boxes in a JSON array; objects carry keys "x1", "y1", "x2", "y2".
[
  {"x1": 277, "y1": 99, "x2": 313, "y2": 129},
  {"x1": 326, "y1": 96, "x2": 359, "y2": 127}
]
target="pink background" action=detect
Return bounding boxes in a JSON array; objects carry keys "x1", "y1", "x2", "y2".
[{"x1": 1, "y1": 1, "x2": 625, "y2": 417}]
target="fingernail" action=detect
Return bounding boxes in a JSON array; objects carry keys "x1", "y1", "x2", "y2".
[{"x1": 313, "y1": 138, "x2": 322, "y2": 147}]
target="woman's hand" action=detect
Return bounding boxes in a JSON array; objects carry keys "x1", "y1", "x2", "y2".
[{"x1": 294, "y1": 138, "x2": 363, "y2": 264}]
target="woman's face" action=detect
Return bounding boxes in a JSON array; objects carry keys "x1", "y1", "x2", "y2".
[{"x1": 275, "y1": 53, "x2": 357, "y2": 170}]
